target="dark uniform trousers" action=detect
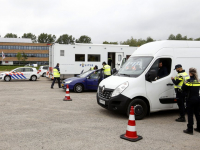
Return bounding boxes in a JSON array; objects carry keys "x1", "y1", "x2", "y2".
[
  {"x1": 51, "y1": 77, "x2": 61, "y2": 88},
  {"x1": 176, "y1": 90, "x2": 186, "y2": 117},
  {"x1": 186, "y1": 98, "x2": 200, "y2": 131}
]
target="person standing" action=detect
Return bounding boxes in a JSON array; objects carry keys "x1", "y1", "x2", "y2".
[
  {"x1": 171, "y1": 64, "x2": 190, "y2": 122},
  {"x1": 102, "y1": 61, "x2": 111, "y2": 78},
  {"x1": 51, "y1": 63, "x2": 61, "y2": 89},
  {"x1": 182, "y1": 68, "x2": 200, "y2": 135}
]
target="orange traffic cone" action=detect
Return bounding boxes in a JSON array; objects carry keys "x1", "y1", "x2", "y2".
[
  {"x1": 63, "y1": 84, "x2": 72, "y2": 101},
  {"x1": 120, "y1": 106, "x2": 142, "y2": 142}
]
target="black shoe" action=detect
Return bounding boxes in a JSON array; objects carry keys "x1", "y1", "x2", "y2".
[
  {"x1": 183, "y1": 129, "x2": 193, "y2": 135},
  {"x1": 59, "y1": 87, "x2": 62, "y2": 88},
  {"x1": 175, "y1": 117, "x2": 186, "y2": 122},
  {"x1": 51, "y1": 87, "x2": 53, "y2": 89},
  {"x1": 194, "y1": 128, "x2": 200, "y2": 133}
]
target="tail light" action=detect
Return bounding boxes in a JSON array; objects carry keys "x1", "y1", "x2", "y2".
[
  {"x1": 39, "y1": 70, "x2": 41, "y2": 72},
  {"x1": 37, "y1": 71, "x2": 39, "y2": 74}
]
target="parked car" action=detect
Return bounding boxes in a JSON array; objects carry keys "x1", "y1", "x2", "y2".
[
  {"x1": 61, "y1": 69, "x2": 104, "y2": 93},
  {"x1": 38, "y1": 66, "x2": 49, "y2": 77},
  {"x1": 0, "y1": 67, "x2": 40, "y2": 82}
]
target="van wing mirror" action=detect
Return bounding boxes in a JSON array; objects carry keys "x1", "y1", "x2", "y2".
[{"x1": 145, "y1": 70, "x2": 157, "y2": 82}]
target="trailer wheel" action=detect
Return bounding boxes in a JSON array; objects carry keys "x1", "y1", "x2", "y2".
[
  {"x1": 74, "y1": 84, "x2": 83, "y2": 93},
  {"x1": 127, "y1": 98, "x2": 147, "y2": 120},
  {"x1": 4, "y1": 75, "x2": 11, "y2": 82}
]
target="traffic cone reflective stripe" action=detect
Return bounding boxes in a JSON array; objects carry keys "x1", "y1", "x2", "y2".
[
  {"x1": 120, "y1": 106, "x2": 142, "y2": 142},
  {"x1": 63, "y1": 84, "x2": 72, "y2": 101}
]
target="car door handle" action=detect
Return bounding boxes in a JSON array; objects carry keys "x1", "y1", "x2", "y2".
[{"x1": 167, "y1": 83, "x2": 173, "y2": 86}]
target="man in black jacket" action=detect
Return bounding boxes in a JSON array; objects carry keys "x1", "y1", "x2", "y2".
[{"x1": 157, "y1": 61, "x2": 168, "y2": 79}]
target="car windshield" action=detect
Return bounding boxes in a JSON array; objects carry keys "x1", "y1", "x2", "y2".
[
  {"x1": 78, "y1": 70, "x2": 93, "y2": 78},
  {"x1": 117, "y1": 56, "x2": 153, "y2": 77}
]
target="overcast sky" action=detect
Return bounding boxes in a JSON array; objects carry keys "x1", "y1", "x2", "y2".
[{"x1": 0, "y1": 0, "x2": 200, "y2": 43}]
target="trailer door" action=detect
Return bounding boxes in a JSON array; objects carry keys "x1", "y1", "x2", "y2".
[{"x1": 115, "y1": 52, "x2": 124, "y2": 70}]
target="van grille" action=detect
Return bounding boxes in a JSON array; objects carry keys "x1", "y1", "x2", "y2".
[{"x1": 98, "y1": 86, "x2": 113, "y2": 100}]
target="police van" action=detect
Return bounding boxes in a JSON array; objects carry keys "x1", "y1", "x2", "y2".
[
  {"x1": 97, "y1": 40, "x2": 200, "y2": 119},
  {"x1": 0, "y1": 67, "x2": 40, "y2": 81}
]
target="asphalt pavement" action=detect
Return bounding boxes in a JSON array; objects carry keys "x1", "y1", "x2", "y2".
[{"x1": 0, "y1": 75, "x2": 199, "y2": 150}]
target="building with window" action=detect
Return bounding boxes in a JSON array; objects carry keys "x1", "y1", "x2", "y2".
[{"x1": 0, "y1": 38, "x2": 50, "y2": 65}]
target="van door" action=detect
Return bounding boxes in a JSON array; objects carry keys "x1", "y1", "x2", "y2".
[
  {"x1": 145, "y1": 57, "x2": 174, "y2": 110},
  {"x1": 115, "y1": 52, "x2": 124, "y2": 70}
]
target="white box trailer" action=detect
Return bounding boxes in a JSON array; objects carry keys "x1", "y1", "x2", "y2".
[{"x1": 49, "y1": 43, "x2": 137, "y2": 79}]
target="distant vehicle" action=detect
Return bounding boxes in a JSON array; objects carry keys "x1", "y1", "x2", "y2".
[
  {"x1": 49, "y1": 43, "x2": 137, "y2": 79},
  {"x1": 24, "y1": 64, "x2": 38, "y2": 67},
  {"x1": 0, "y1": 67, "x2": 40, "y2": 82},
  {"x1": 38, "y1": 66, "x2": 48, "y2": 77},
  {"x1": 97, "y1": 40, "x2": 200, "y2": 120},
  {"x1": 61, "y1": 69, "x2": 104, "y2": 93}
]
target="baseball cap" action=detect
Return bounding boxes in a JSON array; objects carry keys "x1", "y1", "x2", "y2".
[{"x1": 174, "y1": 64, "x2": 182, "y2": 70}]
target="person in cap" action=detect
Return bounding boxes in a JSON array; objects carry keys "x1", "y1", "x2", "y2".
[
  {"x1": 51, "y1": 63, "x2": 61, "y2": 89},
  {"x1": 182, "y1": 68, "x2": 200, "y2": 135},
  {"x1": 90, "y1": 65, "x2": 98, "y2": 70},
  {"x1": 171, "y1": 64, "x2": 190, "y2": 122},
  {"x1": 102, "y1": 61, "x2": 111, "y2": 78}
]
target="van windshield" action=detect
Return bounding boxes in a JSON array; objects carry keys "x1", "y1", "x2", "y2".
[{"x1": 117, "y1": 56, "x2": 153, "y2": 77}]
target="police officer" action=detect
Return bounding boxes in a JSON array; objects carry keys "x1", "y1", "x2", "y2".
[
  {"x1": 90, "y1": 65, "x2": 98, "y2": 70},
  {"x1": 102, "y1": 62, "x2": 111, "y2": 78},
  {"x1": 182, "y1": 68, "x2": 200, "y2": 135},
  {"x1": 51, "y1": 63, "x2": 61, "y2": 89},
  {"x1": 171, "y1": 64, "x2": 190, "y2": 122}
]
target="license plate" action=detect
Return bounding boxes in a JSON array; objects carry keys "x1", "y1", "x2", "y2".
[
  {"x1": 99, "y1": 99, "x2": 105, "y2": 105},
  {"x1": 61, "y1": 84, "x2": 64, "y2": 86}
]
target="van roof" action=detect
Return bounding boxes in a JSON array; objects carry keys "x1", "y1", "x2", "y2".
[{"x1": 132, "y1": 40, "x2": 200, "y2": 56}]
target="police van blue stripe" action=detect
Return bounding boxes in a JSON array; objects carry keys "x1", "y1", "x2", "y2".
[
  {"x1": 16, "y1": 74, "x2": 23, "y2": 79},
  {"x1": 20, "y1": 75, "x2": 26, "y2": 79},
  {"x1": 13, "y1": 74, "x2": 19, "y2": 79}
]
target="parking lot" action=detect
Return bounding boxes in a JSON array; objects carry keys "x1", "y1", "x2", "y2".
[{"x1": 0, "y1": 76, "x2": 200, "y2": 150}]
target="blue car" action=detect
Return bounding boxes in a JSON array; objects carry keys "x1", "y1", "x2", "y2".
[{"x1": 61, "y1": 69, "x2": 104, "y2": 93}]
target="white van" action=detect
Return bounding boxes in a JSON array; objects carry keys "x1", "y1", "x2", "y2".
[{"x1": 97, "y1": 40, "x2": 200, "y2": 119}]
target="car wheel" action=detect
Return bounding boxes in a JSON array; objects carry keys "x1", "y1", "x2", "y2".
[
  {"x1": 127, "y1": 98, "x2": 148, "y2": 120},
  {"x1": 42, "y1": 73, "x2": 46, "y2": 77},
  {"x1": 31, "y1": 75, "x2": 37, "y2": 81},
  {"x1": 74, "y1": 84, "x2": 83, "y2": 93},
  {"x1": 4, "y1": 76, "x2": 11, "y2": 82}
]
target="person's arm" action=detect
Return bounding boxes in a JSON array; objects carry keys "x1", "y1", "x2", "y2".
[{"x1": 172, "y1": 76, "x2": 183, "y2": 85}]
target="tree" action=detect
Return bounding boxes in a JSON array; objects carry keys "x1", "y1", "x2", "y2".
[
  {"x1": 168, "y1": 34, "x2": 176, "y2": 40},
  {"x1": 16, "y1": 52, "x2": 22, "y2": 65},
  {"x1": 56, "y1": 34, "x2": 75, "y2": 44},
  {"x1": 103, "y1": 41, "x2": 118, "y2": 45},
  {"x1": 4, "y1": 33, "x2": 18, "y2": 38},
  {"x1": 195, "y1": 37, "x2": 200, "y2": 41},
  {"x1": 120, "y1": 37, "x2": 138, "y2": 46},
  {"x1": 76, "y1": 35, "x2": 91, "y2": 43},
  {"x1": 21, "y1": 52, "x2": 28, "y2": 64},
  {"x1": 146, "y1": 37, "x2": 154, "y2": 43},
  {"x1": 22, "y1": 33, "x2": 37, "y2": 43},
  {"x1": 175, "y1": 34, "x2": 182, "y2": 40},
  {"x1": 38, "y1": 33, "x2": 56, "y2": 43}
]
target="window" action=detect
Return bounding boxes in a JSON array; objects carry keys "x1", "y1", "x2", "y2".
[
  {"x1": 14, "y1": 68, "x2": 24, "y2": 72},
  {"x1": 118, "y1": 55, "x2": 122, "y2": 61},
  {"x1": 60, "y1": 50, "x2": 64, "y2": 56},
  {"x1": 88, "y1": 54, "x2": 100, "y2": 62},
  {"x1": 75, "y1": 54, "x2": 85, "y2": 61},
  {"x1": 43, "y1": 66, "x2": 48, "y2": 70},
  {"x1": 89, "y1": 70, "x2": 100, "y2": 79},
  {"x1": 25, "y1": 68, "x2": 33, "y2": 72},
  {"x1": 148, "y1": 58, "x2": 172, "y2": 80}
]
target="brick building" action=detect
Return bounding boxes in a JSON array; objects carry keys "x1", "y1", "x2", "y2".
[{"x1": 0, "y1": 38, "x2": 49, "y2": 65}]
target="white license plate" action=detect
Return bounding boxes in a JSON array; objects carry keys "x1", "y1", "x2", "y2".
[{"x1": 99, "y1": 99, "x2": 105, "y2": 105}]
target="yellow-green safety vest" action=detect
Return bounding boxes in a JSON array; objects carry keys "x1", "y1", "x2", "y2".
[
  {"x1": 103, "y1": 65, "x2": 111, "y2": 75},
  {"x1": 185, "y1": 80, "x2": 200, "y2": 87},
  {"x1": 53, "y1": 68, "x2": 60, "y2": 77},
  {"x1": 174, "y1": 72, "x2": 190, "y2": 89}
]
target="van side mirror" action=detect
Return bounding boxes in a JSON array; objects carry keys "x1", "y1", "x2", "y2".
[{"x1": 145, "y1": 70, "x2": 157, "y2": 82}]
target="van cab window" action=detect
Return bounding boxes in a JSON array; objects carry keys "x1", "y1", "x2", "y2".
[
  {"x1": 117, "y1": 56, "x2": 153, "y2": 77},
  {"x1": 148, "y1": 58, "x2": 171, "y2": 81}
]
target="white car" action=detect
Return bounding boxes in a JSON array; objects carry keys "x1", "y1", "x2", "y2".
[
  {"x1": 0, "y1": 67, "x2": 40, "y2": 82},
  {"x1": 38, "y1": 66, "x2": 48, "y2": 77}
]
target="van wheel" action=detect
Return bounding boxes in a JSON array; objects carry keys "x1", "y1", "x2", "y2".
[
  {"x1": 42, "y1": 73, "x2": 46, "y2": 77},
  {"x1": 74, "y1": 84, "x2": 83, "y2": 93},
  {"x1": 127, "y1": 99, "x2": 147, "y2": 120},
  {"x1": 4, "y1": 76, "x2": 11, "y2": 82},
  {"x1": 31, "y1": 75, "x2": 37, "y2": 81}
]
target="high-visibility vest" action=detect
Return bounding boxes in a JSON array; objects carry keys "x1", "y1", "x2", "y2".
[
  {"x1": 53, "y1": 68, "x2": 60, "y2": 77},
  {"x1": 103, "y1": 65, "x2": 111, "y2": 75},
  {"x1": 90, "y1": 67, "x2": 94, "y2": 70},
  {"x1": 174, "y1": 72, "x2": 190, "y2": 89},
  {"x1": 185, "y1": 80, "x2": 200, "y2": 87}
]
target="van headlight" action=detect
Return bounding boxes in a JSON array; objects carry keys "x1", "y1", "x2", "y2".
[{"x1": 111, "y1": 81, "x2": 129, "y2": 97}]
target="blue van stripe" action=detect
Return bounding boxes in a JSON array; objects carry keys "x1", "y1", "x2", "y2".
[
  {"x1": 13, "y1": 75, "x2": 19, "y2": 79},
  {"x1": 21, "y1": 74, "x2": 26, "y2": 79},
  {"x1": 16, "y1": 74, "x2": 23, "y2": 79}
]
